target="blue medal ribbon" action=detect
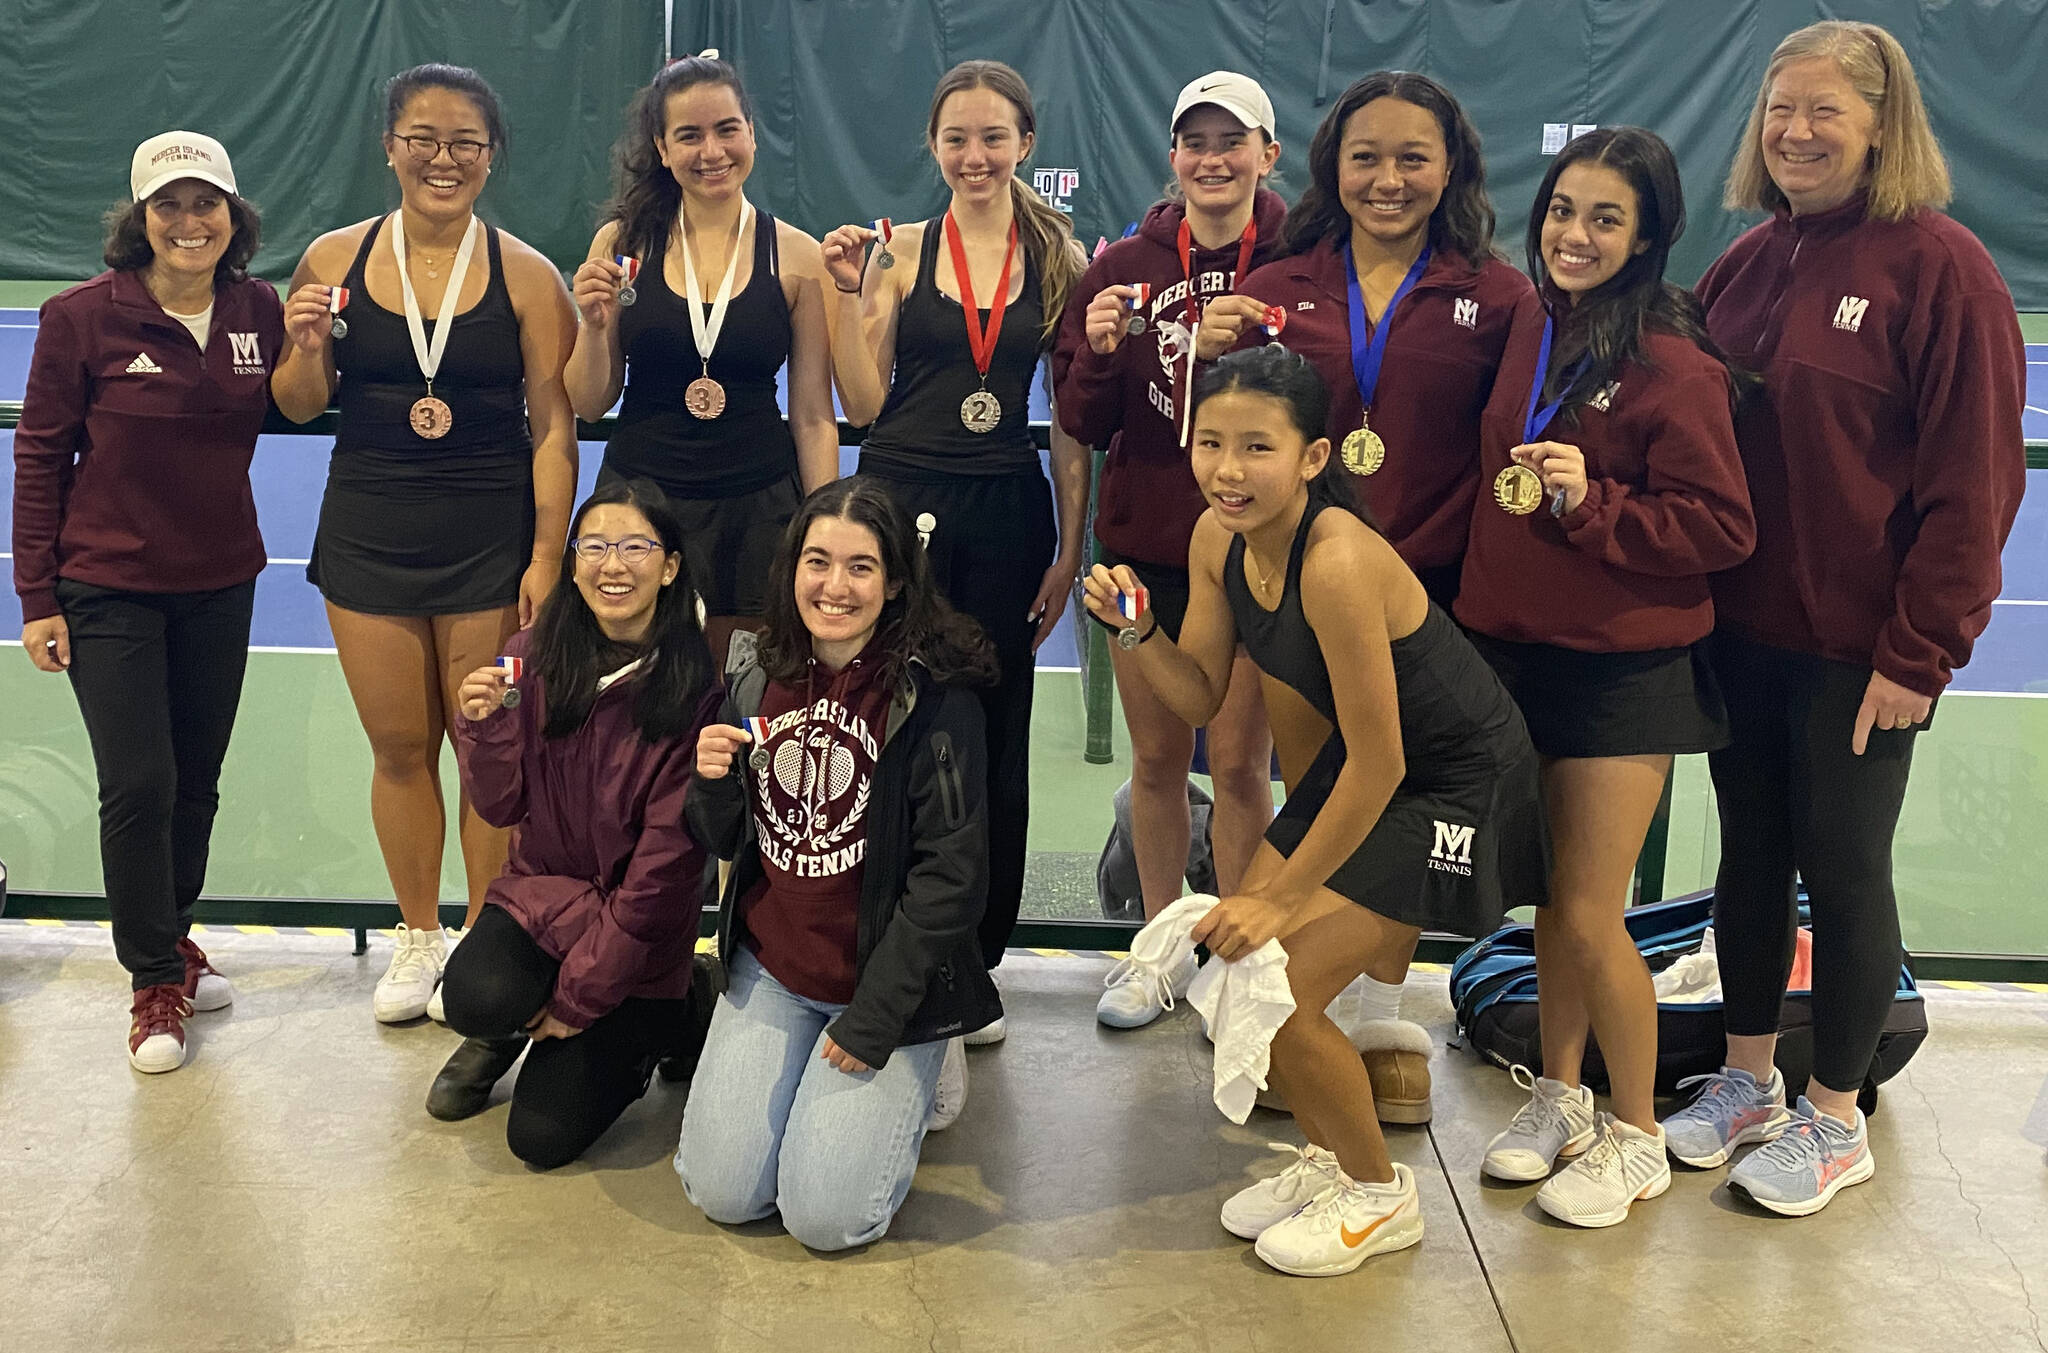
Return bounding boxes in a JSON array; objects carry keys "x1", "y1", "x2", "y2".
[
  {"x1": 1522, "y1": 314, "x2": 1591, "y2": 516},
  {"x1": 1345, "y1": 243, "x2": 1433, "y2": 415}
]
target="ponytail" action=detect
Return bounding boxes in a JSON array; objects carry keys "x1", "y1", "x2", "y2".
[{"x1": 1008, "y1": 177, "x2": 1082, "y2": 347}]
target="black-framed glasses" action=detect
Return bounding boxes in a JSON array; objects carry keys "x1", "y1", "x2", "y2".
[
  {"x1": 396, "y1": 135, "x2": 490, "y2": 165},
  {"x1": 570, "y1": 535, "x2": 661, "y2": 565}
]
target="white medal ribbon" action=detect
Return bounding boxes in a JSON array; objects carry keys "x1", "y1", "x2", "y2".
[
  {"x1": 390, "y1": 212, "x2": 481, "y2": 391},
  {"x1": 677, "y1": 198, "x2": 754, "y2": 373}
]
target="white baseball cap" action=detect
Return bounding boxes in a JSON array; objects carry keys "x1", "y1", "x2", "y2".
[
  {"x1": 130, "y1": 131, "x2": 237, "y2": 202},
  {"x1": 1171, "y1": 71, "x2": 1276, "y2": 140}
]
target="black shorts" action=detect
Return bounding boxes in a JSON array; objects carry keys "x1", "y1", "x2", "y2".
[
  {"x1": 1468, "y1": 633, "x2": 1729, "y2": 759},
  {"x1": 1268, "y1": 728, "x2": 1549, "y2": 938},
  {"x1": 599, "y1": 465, "x2": 799, "y2": 618},
  {"x1": 1094, "y1": 542, "x2": 1190, "y2": 643},
  {"x1": 310, "y1": 481, "x2": 532, "y2": 617}
]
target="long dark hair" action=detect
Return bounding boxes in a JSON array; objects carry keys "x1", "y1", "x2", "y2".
[
  {"x1": 1281, "y1": 71, "x2": 1496, "y2": 267},
  {"x1": 530, "y1": 479, "x2": 713, "y2": 742},
  {"x1": 102, "y1": 192, "x2": 262, "y2": 285},
  {"x1": 925, "y1": 60, "x2": 1082, "y2": 348},
  {"x1": 601, "y1": 55, "x2": 754, "y2": 266},
  {"x1": 1193, "y1": 345, "x2": 1378, "y2": 528},
  {"x1": 1527, "y1": 127, "x2": 1753, "y2": 417},
  {"x1": 383, "y1": 63, "x2": 508, "y2": 153},
  {"x1": 757, "y1": 478, "x2": 997, "y2": 690}
]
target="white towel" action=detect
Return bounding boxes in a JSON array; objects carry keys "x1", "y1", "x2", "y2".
[{"x1": 1119, "y1": 895, "x2": 1296, "y2": 1123}]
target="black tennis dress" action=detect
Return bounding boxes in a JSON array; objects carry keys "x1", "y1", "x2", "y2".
[
  {"x1": 309, "y1": 216, "x2": 534, "y2": 616},
  {"x1": 1226, "y1": 500, "x2": 1549, "y2": 935}
]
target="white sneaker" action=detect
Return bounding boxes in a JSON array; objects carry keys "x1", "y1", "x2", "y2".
[
  {"x1": 1253, "y1": 1162, "x2": 1425, "y2": 1277},
  {"x1": 927, "y1": 1036, "x2": 968, "y2": 1131},
  {"x1": 1221, "y1": 1142, "x2": 1343, "y2": 1239},
  {"x1": 1483, "y1": 1065, "x2": 1598, "y2": 1181},
  {"x1": 964, "y1": 1015, "x2": 1006, "y2": 1046},
  {"x1": 1097, "y1": 949, "x2": 1196, "y2": 1029},
  {"x1": 424, "y1": 925, "x2": 466, "y2": 1023},
  {"x1": 373, "y1": 925, "x2": 447, "y2": 1023},
  {"x1": 1536, "y1": 1113, "x2": 1672, "y2": 1228}
]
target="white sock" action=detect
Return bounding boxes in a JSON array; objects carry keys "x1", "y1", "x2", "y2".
[{"x1": 1332, "y1": 973, "x2": 1404, "y2": 1024}]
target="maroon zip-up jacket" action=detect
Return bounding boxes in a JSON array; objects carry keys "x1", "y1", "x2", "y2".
[
  {"x1": 1052, "y1": 190, "x2": 1289, "y2": 569},
  {"x1": 1456, "y1": 317, "x2": 1754, "y2": 651},
  {"x1": 454, "y1": 629, "x2": 723, "y2": 1030},
  {"x1": 1233, "y1": 240, "x2": 1537, "y2": 575},
  {"x1": 1698, "y1": 195, "x2": 2025, "y2": 697},
  {"x1": 12, "y1": 269, "x2": 284, "y2": 621}
]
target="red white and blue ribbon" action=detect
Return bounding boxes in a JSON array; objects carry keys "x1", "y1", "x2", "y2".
[
  {"x1": 1127, "y1": 282, "x2": 1152, "y2": 314},
  {"x1": 327, "y1": 286, "x2": 349, "y2": 316},
  {"x1": 1121, "y1": 586, "x2": 1150, "y2": 623},
  {"x1": 496, "y1": 655, "x2": 523, "y2": 683},
  {"x1": 870, "y1": 217, "x2": 892, "y2": 244},
  {"x1": 744, "y1": 715, "x2": 771, "y2": 748},
  {"x1": 1260, "y1": 304, "x2": 1286, "y2": 337},
  {"x1": 613, "y1": 254, "x2": 641, "y2": 286}
]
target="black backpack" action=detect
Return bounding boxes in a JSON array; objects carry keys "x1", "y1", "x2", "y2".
[
  {"x1": 1448, "y1": 888, "x2": 1928, "y2": 1116},
  {"x1": 1096, "y1": 778, "x2": 1218, "y2": 923}
]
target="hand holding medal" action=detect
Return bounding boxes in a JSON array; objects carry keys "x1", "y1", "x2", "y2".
[
  {"x1": 871, "y1": 218, "x2": 894, "y2": 270},
  {"x1": 282, "y1": 282, "x2": 343, "y2": 355},
  {"x1": 613, "y1": 254, "x2": 641, "y2": 306},
  {"x1": 326, "y1": 286, "x2": 350, "y2": 340},
  {"x1": 458, "y1": 657, "x2": 521, "y2": 720},
  {"x1": 1082, "y1": 283, "x2": 1138, "y2": 356},
  {"x1": 1080, "y1": 563, "x2": 1155, "y2": 650},
  {"x1": 1494, "y1": 315, "x2": 1590, "y2": 517},
  {"x1": 695, "y1": 722, "x2": 758, "y2": 781}
]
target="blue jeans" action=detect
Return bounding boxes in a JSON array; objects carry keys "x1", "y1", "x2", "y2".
[{"x1": 675, "y1": 950, "x2": 947, "y2": 1251}]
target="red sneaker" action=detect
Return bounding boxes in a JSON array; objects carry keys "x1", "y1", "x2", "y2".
[
  {"x1": 129, "y1": 984, "x2": 194, "y2": 1073},
  {"x1": 175, "y1": 936, "x2": 235, "y2": 1011}
]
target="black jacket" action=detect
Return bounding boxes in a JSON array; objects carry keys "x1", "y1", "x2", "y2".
[{"x1": 685, "y1": 637, "x2": 1001, "y2": 1068}]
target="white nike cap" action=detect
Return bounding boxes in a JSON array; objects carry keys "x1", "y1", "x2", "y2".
[
  {"x1": 1171, "y1": 71, "x2": 1276, "y2": 139},
  {"x1": 130, "y1": 131, "x2": 238, "y2": 202}
]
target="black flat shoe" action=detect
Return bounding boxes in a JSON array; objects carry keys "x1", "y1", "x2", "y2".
[{"x1": 426, "y1": 1035, "x2": 527, "y2": 1121}]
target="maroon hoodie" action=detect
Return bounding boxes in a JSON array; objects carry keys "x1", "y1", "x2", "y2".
[
  {"x1": 1052, "y1": 190, "x2": 1289, "y2": 569},
  {"x1": 12, "y1": 270, "x2": 284, "y2": 621},
  {"x1": 1696, "y1": 195, "x2": 2026, "y2": 696},
  {"x1": 1456, "y1": 316, "x2": 1754, "y2": 651},
  {"x1": 1233, "y1": 241, "x2": 1538, "y2": 577},
  {"x1": 454, "y1": 628, "x2": 723, "y2": 1030},
  {"x1": 739, "y1": 645, "x2": 897, "y2": 1005}
]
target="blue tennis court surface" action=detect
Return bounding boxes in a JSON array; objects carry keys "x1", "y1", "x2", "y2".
[{"x1": 3, "y1": 306, "x2": 2044, "y2": 686}]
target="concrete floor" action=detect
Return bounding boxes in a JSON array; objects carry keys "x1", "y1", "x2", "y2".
[{"x1": 2, "y1": 922, "x2": 2045, "y2": 1353}]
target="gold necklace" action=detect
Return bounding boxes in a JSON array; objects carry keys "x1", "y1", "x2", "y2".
[{"x1": 1244, "y1": 547, "x2": 1283, "y2": 599}]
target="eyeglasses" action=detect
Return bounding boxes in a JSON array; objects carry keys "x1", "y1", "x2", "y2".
[
  {"x1": 570, "y1": 536, "x2": 661, "y2": 565},
  {"x1": 396, "y1": 135, "x2": 491, "y2": 166}
]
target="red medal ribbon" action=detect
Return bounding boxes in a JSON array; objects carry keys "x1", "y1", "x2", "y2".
[
  {"x1": 327, "y1": 286, "x2": 349, "y2": 314},
  {"x1": 942, "y1": 210, "x2": 1019, "y2": 383},
  {"x1": 1176, "y1": 216, "x2": 1257, "y2": 329}
]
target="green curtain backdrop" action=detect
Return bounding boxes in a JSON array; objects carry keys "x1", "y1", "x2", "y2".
[
  {"x1": 0, "y1": 1, "x2": 2041, "y2": 300},
  {"x1": 0, "y1": 0, "x2": 665, "y2": 281}
]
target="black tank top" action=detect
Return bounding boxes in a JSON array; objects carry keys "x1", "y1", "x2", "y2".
[
  {"x1": 861, "y1": 216, "x2": 1044, "y2": 478},
  {"x1": 331, "y1": 217, "x2": 532, "y2": 493},
  {"x1": 1226, "y1": 501, "x2": 1527, "y2": 785},
  {"x1": 606, "y1": 209, "x2": 798, "y2": 498}
]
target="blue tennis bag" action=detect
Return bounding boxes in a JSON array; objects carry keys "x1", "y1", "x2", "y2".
[{"x1": 1449, "y1": 888, "x2": 1928, "y2": 1115}]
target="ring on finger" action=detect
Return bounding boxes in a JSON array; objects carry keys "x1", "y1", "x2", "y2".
[{"x1": 1893, "y1": 715, "x2": 1913, "y2": 729}]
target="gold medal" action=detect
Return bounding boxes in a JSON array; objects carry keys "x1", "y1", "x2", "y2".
[
  {"x1": 409, "y1": 395, "x2": 453, "y2": 439},
  {"x1": 1340, "y1": 425, "x2": 1385, "y2": 476},
  {"x1": 1493, "y1": 463, "x2": 1544, "y2": 515}
]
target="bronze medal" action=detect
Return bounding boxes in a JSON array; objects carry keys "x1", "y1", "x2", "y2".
[
  {"x1": 685, "y1": 376, "x2": 727, "y2": 420},
  {"x1": 1493, "y1": 463, "x2": 1544, "y2": 515},
  {"x1": 409, "y1": 395, "x2": 453, "y2": 440},
  {"x1": 960, "y1": 390, "x2": 1002, "y2": 434},
  {"x1": 1340, "y1": 425, "x2": 1385, "y2": 476}
]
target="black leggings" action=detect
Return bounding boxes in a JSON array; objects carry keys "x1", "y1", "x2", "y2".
[
  {"x1": 441, "y1": 905, "x2": 692, "y2": 1169},
  {"x1": 58, "y1": 578, "x2": 255, "y2": 991},
  {"x1": 861, "y1": 465, "x2": 1056, "y2": 969},
  {"x1": 1707, "y1": 633, "x2": 1920, "y2": 1092}
]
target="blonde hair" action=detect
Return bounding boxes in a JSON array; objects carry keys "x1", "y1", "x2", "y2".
[
  {"x1": 1724, "y1": 21, "x2": 1951, "y2": 221},
  {"x1": 925, "y1": 60, "x2": 1082, "y2": 347}
]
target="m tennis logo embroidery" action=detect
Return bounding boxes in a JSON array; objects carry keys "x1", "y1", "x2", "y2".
[
  {"x1": 228, "y1": 332, "x2": 264, "y2": 373},
  {"x1": 1832, "y1": 296, "x2": 1869, "y2": 333},
  {"x1": 125, "y1": 352, "x2": 162, "y2": 374},
  {"x1": 1452, "y1": 298, "x2": 1479, "y2": 329},
  {"x1": 1429, "y1": 820, "x2": 1475, "y2": 875}
]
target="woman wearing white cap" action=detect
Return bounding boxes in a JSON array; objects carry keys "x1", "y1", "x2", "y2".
[
  {"x1": 12, "y1": 130, "x2": 284, "y2": 1072},
  {"x1": 272, "y1": 64, "x2": 579, "y2": 1026},
  {"x1": 1051, "y1": 71, "x2": 1286, "y2": 1030}
]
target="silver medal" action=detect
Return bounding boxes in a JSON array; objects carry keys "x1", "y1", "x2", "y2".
[
  {"x1": 1126, "y1": 314, "x2": 1147, "y2": 336},
  {"x1": 960, "y1": 390, "x2": 1002, "y2": 434},
  {"x1": 329, "y1": 317, "x2": 348, "y2": 340},
  {"x1": 500, "y1": 686, "x2": 521, "y2": 710},
  {"x1": 617, "y1": 284, "x2": 637, "y2": 307}
]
